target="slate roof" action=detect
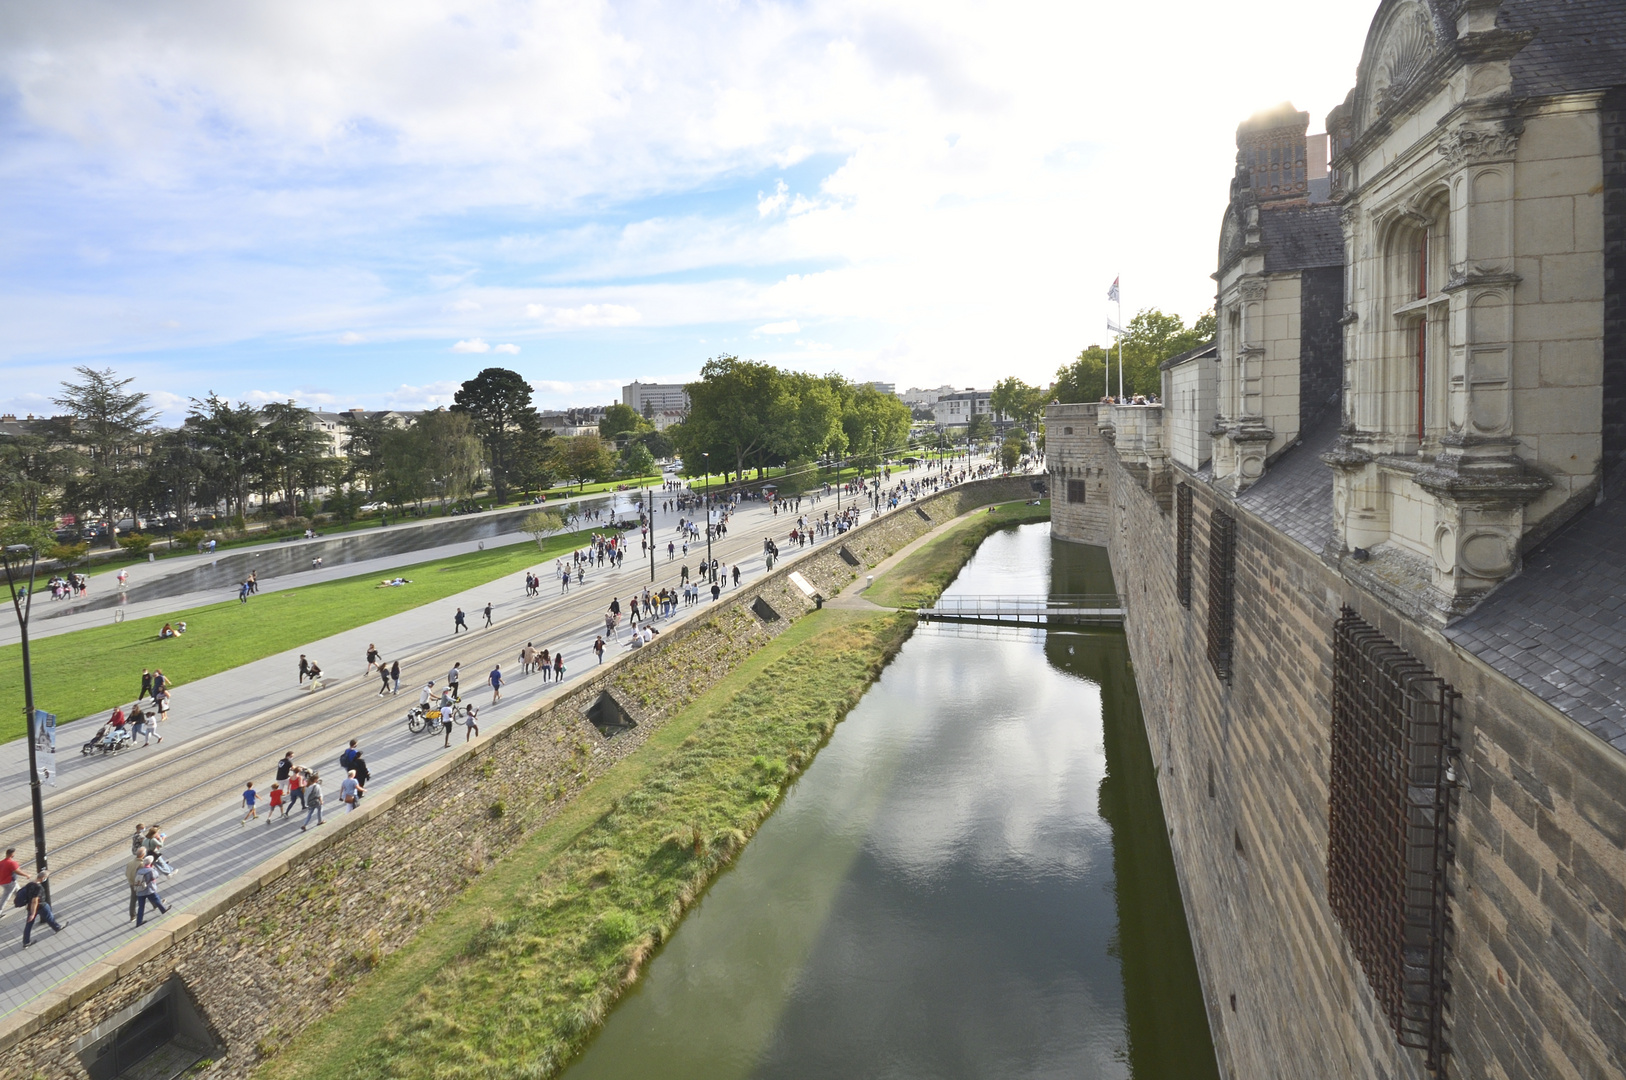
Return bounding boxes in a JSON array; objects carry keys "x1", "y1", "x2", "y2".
[
  {"x1": 1447, "y1": 495, "x2": 1626, "y2": 753},
  {"x1": 1234, "y1": 414, "x2": 1339, "y2": 554},
  {"x1": 1506, "y1": 0, "x2": 1626, "y2": 98},
  {"x1": 1261, "y1": 203, "x2": 1344, "y2": 273},
  {"x1": 1159, "y1": 340, "x2": 1217, "y2": 372}
]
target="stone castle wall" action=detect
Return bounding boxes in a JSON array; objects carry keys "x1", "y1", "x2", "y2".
[
  {"x1": 1054, "y1": 424, "x2": 1626, "y2": 1080},
  {"x1": 2, "y1": 475, "x2": 1037, "y2": 1079},
  {"x1": 1044, "y1": 403, "x2": 1113, "y2": 546}
]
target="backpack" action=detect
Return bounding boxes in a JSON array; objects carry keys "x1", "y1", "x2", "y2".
[
  {"x1": 339, "y1": 748, "x2": 358, "y2": 770},
  {"x1": 13, "y1": 883, "x2": 34, "y2": 908}
]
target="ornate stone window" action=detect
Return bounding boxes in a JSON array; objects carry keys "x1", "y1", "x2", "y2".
[{"x1": 1384, "y1": 196, "x2": 1450, "y2": 451}]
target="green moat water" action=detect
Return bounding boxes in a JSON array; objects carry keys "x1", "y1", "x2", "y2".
[{"x1": 561, "y1": 523, "x2": 1219, "y2": 1079}]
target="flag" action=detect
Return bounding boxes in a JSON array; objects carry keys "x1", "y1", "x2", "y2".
[{"x1": 1107, "y1": 276, "x2": 1120, "y2": 303}]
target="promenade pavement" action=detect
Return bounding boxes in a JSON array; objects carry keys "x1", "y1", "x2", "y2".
[
  {"x1": 0, "y1": 463, "x2": 1002, "y2": 1020},
  {"x1": 0, "y1": 482, "x2": 907, "y2": 1019}
]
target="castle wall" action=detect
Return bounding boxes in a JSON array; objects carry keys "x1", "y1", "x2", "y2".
[{"x1": 1054, "y1": 422, "x2": 1626, "y2": 1080}]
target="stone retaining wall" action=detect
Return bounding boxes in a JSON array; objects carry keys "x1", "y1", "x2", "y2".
[
  {"x1": 0, "y1": 475, "x2": 1035, "y2": 1080},
  {"x1": 1063, "y1": 422, "x2": 1626, "y2": 1080}
]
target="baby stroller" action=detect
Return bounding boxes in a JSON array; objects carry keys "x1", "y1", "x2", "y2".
[{"x1": 82, "y1": 723, "x2": 132, "y2": 755}]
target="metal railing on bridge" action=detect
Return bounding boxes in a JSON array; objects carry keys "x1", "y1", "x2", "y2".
[{"x1": 915, "y1": 594, "x2": 1124, "y2": 627}]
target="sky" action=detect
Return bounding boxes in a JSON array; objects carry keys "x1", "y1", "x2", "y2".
[{"x1": 0, "y1": 0, "x2": 1381, "y2": 423}]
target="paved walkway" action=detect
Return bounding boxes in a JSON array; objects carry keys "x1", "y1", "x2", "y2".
[{"x1": 0, "y1": 465, "x2": 1004, "y2": 1020}]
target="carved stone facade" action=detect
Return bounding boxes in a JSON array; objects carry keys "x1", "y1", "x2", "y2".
[{"x1": 1323, "y1": 0, "x2": 1613, "y2": 623}]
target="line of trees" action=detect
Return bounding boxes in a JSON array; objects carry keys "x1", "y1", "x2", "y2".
[{"x1": 670, "y1": 356, "x2": 912, "y2": 485}]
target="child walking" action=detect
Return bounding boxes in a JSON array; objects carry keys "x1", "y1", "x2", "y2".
[
  {"x1": 241, "y1": 781, "x2": 259, "y2": 824},
  {"x1": 266, "y1": 783, "x2": 283, "y2": 822}
]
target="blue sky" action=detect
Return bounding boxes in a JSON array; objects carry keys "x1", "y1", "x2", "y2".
[{"x1": 0, "y1": 1, "x2": 1379, "y2": 423}]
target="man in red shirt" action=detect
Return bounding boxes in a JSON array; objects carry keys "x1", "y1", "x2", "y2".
[{"x1": 0, "y1": 847, "x2": 31, "y2": 915}]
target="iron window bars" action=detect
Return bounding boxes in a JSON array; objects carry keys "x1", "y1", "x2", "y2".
[
  {"x1": 1205, "y1": 507, "x2": 1235, "y2": 683},
  {"x1": 1177, "y1": 483, "x2": 1193, "y2": 609},
  {"x1": 1328, "y1": 607, "x2": 1458, "y2": 1076}
]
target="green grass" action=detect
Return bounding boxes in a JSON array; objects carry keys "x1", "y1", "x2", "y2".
[
  {"x1": 538, "y1": 475, "x2": 663, "y2": 499},
  {"x1": 864, "y1": 499, "x2": 1051, "y2": 609},
  {"x1": 268, "y1": 609, "x2": 913, "y2": 1080},
  {"x1": 0, "y1": 528, "x2": 604, "y2": 741}
]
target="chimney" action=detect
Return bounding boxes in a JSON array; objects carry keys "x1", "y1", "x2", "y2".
[{"x1": 1237, "y1": 102, "x2": 1311, "y2": 202}]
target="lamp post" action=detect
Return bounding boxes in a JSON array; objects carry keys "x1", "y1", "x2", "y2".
[
  {"x1": 647, "y1": 486, "x2": 656, "y2": 584},
  {"x1": 2, "y1": 544, "x2": 51, "y2": 902}
]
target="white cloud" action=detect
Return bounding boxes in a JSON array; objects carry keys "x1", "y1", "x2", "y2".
[
  {"x1": 524, "y1": 303, "x2": 642, "y2": 328},
  {"x1": 493, "y1": 342, "x2": 520, "y2": 354},
  {"x1": 447, "y1": 299, "x2": 482, "y2": 313},
  {"x1": 338, "y1": 331, "x2": 364, "y2": 344},
  {"x1": 383, "y1": 381, "x2": 460, "y2": 410},
  {"x1": 756, "y1": 320, "x2": 800, "y2": 335},
  {"x1": 757, "y1": 179, "x2": 788, "y2": 218},
  {"x1": 451, "y1": 338, "x2": 491, "y2": 353}
]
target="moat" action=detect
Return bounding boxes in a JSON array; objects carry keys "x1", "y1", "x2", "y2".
[{"x1": 561, "y1": 522, "x2": 1219, "y2": 1079}]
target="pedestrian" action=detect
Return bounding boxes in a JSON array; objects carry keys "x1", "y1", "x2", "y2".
[
  {"x1": 286, "y1": 768, "x2": 306, "y2": 816},
  {"x1": 340, "y1": 770, "x2": 364, "y2": 810},
  {"x1": 538, "y1": 648, "x2": 551, "y2": 682},
  {"x1": 733, "y1": 564, "x2": 741, "y2": 587},
  {"x1": 143, "y1": 827, "x2": 175, "y2": 876},
  {"x1": 241, "y1": 781, "x2": 258, "y2": 824},
  {"x1": 483, "y1": 602, "x2": 493, "y2": 628},
  {"x1": 352, "y1": 752, "x2": 371, "y2": 793},
  {"x1": 448, "y1": 662, "x2": 462, "y2": 700},
  {"x1": 463, "y1": 701, "x2": 480, "y2": 741},
  {"x1": 553, "y1": 651, "x2": 564, "y2": 680},
  {"x1": 711, "y1": 582, "x2": 721, "y2": 602},
  {"x1": 132, "y1": 703, "x2": 161, "y2": 746},
  {"x1": 593, "y1": 636, "x2": 605, "y2": 664},
  {"x1": 151, "y1": 669, "x2": 167, "y2": 706},
  {"x1": 366, "y1": 643, "x2": 381, "y2": 675},
  {"x1": 306, "y1": 661, "x2": 324, "y2": 691},
  {"x1": 139, "y1": 668, "x2": 153, "y2": 700},
  {"x1": 298, "y1": 655, "x2": 310, "y2": 685},
  {"x1": 301, "y1": 774, "x2": 325, "y2": 830},
  {"x1": 18, "y1": 871, "x2": 66, "y2": 945},
  {"x1": 489, "y1": 664, "x2": 504, "y2": 704},
  {"x1": 156, "y1": 689, "x2": 171, "y2": 725},
  {"x1": 443, "y1": 704, "x2": 457, "y2": 748},
  {"x1": 340, "y1": 739, "x2": 361, "y2": 773},
  {"x1": 133, "y1": 858, "x2": 166, "y2": 927},
  {"x1": 125, "y1": 850, "x2": 143, "y2": 922},
  {"x1": 266, "y1": 783, "x2": 283, "y2": 822},
  {"x1": 130, "y1": 823, "x2": 147, "y2": 859},
  {"x1": 454, "y1": 607, "x2": 468, "y2": 634},
  {"x1": 522, "y1": 642, "x2": 536, "y2": 674},
  {"x1": 0, "y1": 847, "x2": 30, "y2": 914},
  {"x1": 390, "y1": 659, "x2": 401, "y2": 695},
  {"x1": 377, "y1": 661, "x2": 392, "y2": 696}
]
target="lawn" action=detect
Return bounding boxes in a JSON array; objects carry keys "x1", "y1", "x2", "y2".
[
  {"x1": 0, "y1": 528, "x2": 602, "y2": 742},
  {"x1": 267, "y1": 608, "x2": 913, "y2": 1080},
  {"x1": 863, "y1": 499, "x2": 1051, "y2": 609}
]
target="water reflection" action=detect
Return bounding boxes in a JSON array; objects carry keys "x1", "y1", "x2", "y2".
[{"x1": 560, "y1": 523, "x2": 1216, "y2": 1079}]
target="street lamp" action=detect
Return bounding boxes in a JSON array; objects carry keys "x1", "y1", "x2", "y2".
[{"x1": 2, "y1": 544, "x2": 51, "y2": 902}]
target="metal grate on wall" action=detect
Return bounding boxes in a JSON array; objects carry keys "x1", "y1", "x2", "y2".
[
  {"x1": 1205, "y1": 507, "x2": 1236, "y2": 683},
  {"x1": 1176, "y1": 483, "x2": 1193, "y2": 609},
  {"x1": 1067, "y1": 478, "x2": 1087, "y2": 504},
  {"x1": 1328, "y1": 607, "x2": 1458, "y2": 1076}
]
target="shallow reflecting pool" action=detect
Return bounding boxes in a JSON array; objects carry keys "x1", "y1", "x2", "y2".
[{"x1": 561, "y1": 522, "x2": 1218, "y2": 1079}]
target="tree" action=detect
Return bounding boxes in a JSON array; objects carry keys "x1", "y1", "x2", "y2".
[
  {"x1": 1055, "y1": 307, "x2": 1216, "y2": 402},
  {"x1": 452, "y1": 368, "x2": 545, "y2": 503},
  {"x1": 0, "y1": 427, "x2": 71, "y2": 537},
  {"x1": 991, "y1": 377, "x2": 1047, "y2": 430},
  {"x1": 678, "y1": 356, "x2": 782, "y2": 483},
  {"x1": 839, "y1": 382, "x2": 912, "y2": 471},
  {"x1": 966, "y1": 413, "x2": 994, "y2": 444},
  {"x1": 630, "y1": 428, "x2": 675, "y2": 461},
  {"x1": 522, "y1": 509, "x2": 566, "y2": 552},
  {"x1": 597, "y1": 402, "x2": 650, "y2": 445},
  {"x1": 257, "y1": 401, "x2": 332, "y2": 514},
  {"x1": 1000, "y1": 428, "x2": 1029, "y2": 472},
  {"x1": 554, "y1": 434, "x2": 616, "y2": 490},
  {"x1": 186, "y1": 393, "x2": 263, "y2": 524},
  {"x1": 414, "y1": 409, "x2": 486, "y2": 506},
  {"x1": 52, "y1": 367, "x2": 157, "y2": 547},
  {"x1": 618, "y1": 441, "x2": 657, "y2": 479}
]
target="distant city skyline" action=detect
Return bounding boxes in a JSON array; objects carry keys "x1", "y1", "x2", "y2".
[{"x1": 1, "y1": 2, "x2": 1379, "y2": 423}]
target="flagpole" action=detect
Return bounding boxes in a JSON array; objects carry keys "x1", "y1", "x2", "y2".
[{"x1": 1117, "y1": 286, "x2": 1124, "y2": 401}]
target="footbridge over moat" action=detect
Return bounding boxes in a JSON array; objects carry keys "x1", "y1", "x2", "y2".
[{"x1": 915, "y1": 594, "x2": 1124, "y2": 628}]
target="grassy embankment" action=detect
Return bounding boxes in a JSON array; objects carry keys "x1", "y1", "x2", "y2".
[
  {"x1": 0, "y1": 529, "x2": 603, "y2": 742},
  {"x1": 863, "y1": 499, "x2": 1051, "y2": 609},
  {"x1": 268, "y1": 608, "x2": 913, "y2": 1080}
]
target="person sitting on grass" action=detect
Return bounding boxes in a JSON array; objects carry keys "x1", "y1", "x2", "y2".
[{"x1": 159, "y1": 623, "x2": 175, "y2": 639}]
